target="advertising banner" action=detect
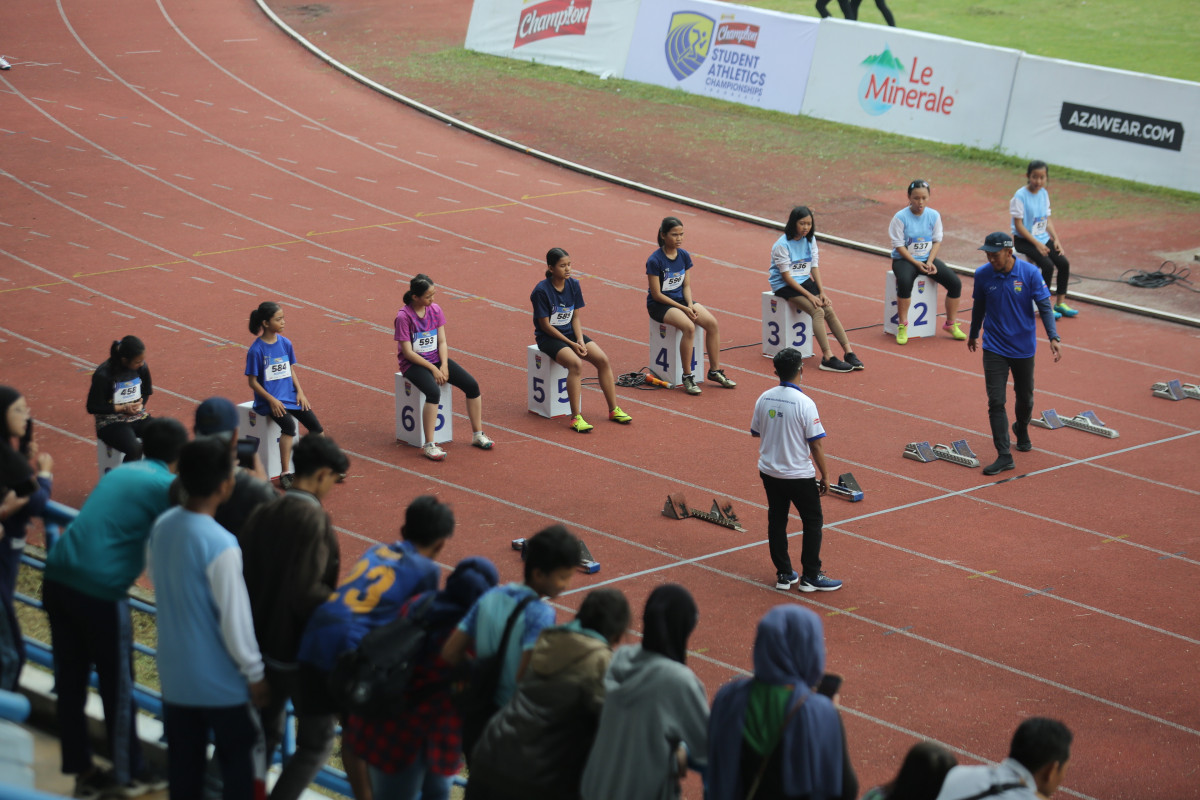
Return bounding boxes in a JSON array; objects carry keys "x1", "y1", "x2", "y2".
[
  {"x1": 622, "y1": 0, "x2": 819, "y2": 114},
  {"x1": 464, "y1": 0, "x2": 642, "y2": 77},
  {"x1": 1001, "y1": 55, "x2": 1198, "y2": 193},
  {"x1": 800, "y1": 19, "x2": 1020, "y2": 149}
]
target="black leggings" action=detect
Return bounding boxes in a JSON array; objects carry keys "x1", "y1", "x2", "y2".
[
  {"x1": 891, "y1": 258, "x2": 961, "y2": 299},
  {"x1": 1014, "y1": 237, "x2": 1071, "y2": 298},
  {"x1": 402, "y1": 358, "x2": 480, "y2": 404},
  {"x1": 96, "y1": 417, "x2": 152, "y2": 461},
  {"x1": 271, "y1": 408, "x2": 323, "y2": 438}
]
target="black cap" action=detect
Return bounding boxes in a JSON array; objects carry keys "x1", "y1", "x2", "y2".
[
  {"x1": 194, "y1": 397, "x2": 239, "y2": 435},
  {"x1": 979, "y1": 232, "x2": 1014, "y2": 252}
]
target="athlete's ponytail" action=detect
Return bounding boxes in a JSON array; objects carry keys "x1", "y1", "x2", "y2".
[
  {"x1": 545, "y1": 248, "x2": 569, "y2": 278},
  {"x1": 249, "y1": 301, "x2": 281, "y2": 335},
  {"x1": 656, "y1": 216, "x2": 684, "y2": 248},
  {"x1": 108, "y1": 335, "x2": 145, "y2": 369},
  {"x1": 403, "y1": 274, "x2": 434, "y2": 307}
]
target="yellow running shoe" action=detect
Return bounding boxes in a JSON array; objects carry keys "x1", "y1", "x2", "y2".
[
  {"x1": 896, "y1": 323, "x2": 908, "y2": 345},
  {"x1": 571, "y1": 414, "x2": 594, "y2": 433},
  {"x1": 943, "y1": 321, "x2": 967, "y2": 340},
  {"x1": 609, "y1": 407, "x2": 632, "y2": 424}
]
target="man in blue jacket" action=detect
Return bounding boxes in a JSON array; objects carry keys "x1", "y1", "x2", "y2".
[{"x1": 968, "y1": 232, "x2": 1063, "y2": 476}]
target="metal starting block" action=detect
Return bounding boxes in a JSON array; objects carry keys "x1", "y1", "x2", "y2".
[
  {"x1": 827, "y1": 472, "x2": 864, "y2": 502},
  {"x1": 1030, "y1": 409, "x2": 1065, "y2": 429},
  {"x1": 903, "y1": 441, "x2": 939, "y2": 463},
  {"x1": 933, "y1": 439, "x2": 981, "y2": 468},
  {"x1": 511, "y1": 537, "x2": 600, "y2": 574},
  {"x1": 1063, "y1": 410, "x2": 1119, "y2": 438},
  {"x1": 1152, "y1": 380, "x2": 1200, "y2": 401},
  {"x1": 662, "y1": 493, "x2": 746, "y2": 532}
]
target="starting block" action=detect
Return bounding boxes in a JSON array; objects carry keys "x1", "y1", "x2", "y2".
[
  {"x1": 1152, "y1": 379, "x2": 1200, "y2": 401},
  {"x1": 661, "y1": 493, "x2": 746, "y2": 531},
  {"x1": 511, "y1": 537, "x2": 600, "y2": 574},
  {"x1": 903, "y1": 440, "x2": 980, "y2": 468},
  {"x1": 827, "y1": 472, "x2": 864, "y2": 502},
  {"x1": 903, "y1": 441, "x2": 939, "y2": 463},
  {"x1": 1032, "y1": 408, "x2": 1119, "y2": 438},
  {"x1": 1030, "y1": 409, "x2": 1065, "y2": 430},
  {"x1": 1064, "y1": 410, "x2": 1119, "y2": 438}
]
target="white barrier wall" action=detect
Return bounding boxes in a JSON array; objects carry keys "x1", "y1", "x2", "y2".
[
  {"x1": 801, "y1": 20, "x2": 1021, "y2": 148},
  {"x1": 465, "y1": 0, "x2": 641, "y2": 77},
  {"x1": 623, "y1": 0, "x2": 819, "y2": 114},
  {"x1": 1000, "y1": 55, "x2": 1198, "y2": 194}
]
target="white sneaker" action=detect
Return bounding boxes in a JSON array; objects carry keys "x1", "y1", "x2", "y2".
[
  {"x1": 472, "y1": 432, "x2": 494, "y2": 450},
  {"x1": 0, "y1": 57, "x2": 11, "y2": 70},
  {"x1": 422, "y1": 442, "x2": 446, "y2": 461}
]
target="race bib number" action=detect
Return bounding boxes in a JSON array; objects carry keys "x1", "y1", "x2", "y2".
[
  {"x1": 113, "y1": 378, "x2": 141, "y2": 405},
  {"x1": 413, "y1": 331, "x2": 438, "y2": 355},
  {"x1": 550, "y1": 307, "x2": 574, "y2": 328},
  {"x1": 662, "y1": 271, "x2": 685, "y2": 292},
  {"x1": 909, "y1": 239, "x2": 932, "y2": 259},
  {"x1": 265, "y1": 356, "x2": 292, "y2": 382},
  {"x1": 788, "y1": 259, "x2": 812, "y2": 279},
  {"x1": 1032, "y1": 216, "x2": 1048, "y2": 238}
]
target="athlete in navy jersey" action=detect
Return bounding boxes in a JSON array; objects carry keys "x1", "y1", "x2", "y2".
[
  {"x1": 533, "y1": 248, "x2": 631, "y2": 433},
  {"x1": 645, "y1": 217, "x2": 736, "y2": 395},
  {"x1": 86, "y1": 336, "x2": 154, "y2": 461},
  {"x1": 246, "y1": 302, "x2": 324, "y2": 488}
]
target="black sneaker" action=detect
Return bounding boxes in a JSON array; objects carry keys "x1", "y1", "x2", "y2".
[
  {"x1": 843, "y1": 352, "x2": 865, "y2": 370},
  {"x1": 74, "y1": 769, "x2": 120, "y2": 800},
  {"x1": 775, "y1": 570, "x2": 799, "y2": 590},
  {"x1": 1012, "y1": 423, "x2": 1032, "y2": 452},
  {"x1": 819, "y1": 356, "x2": 854, "y2": 373},
  {"x1": 982, "y1": 456, "x2": 1015, "y2": 476}
]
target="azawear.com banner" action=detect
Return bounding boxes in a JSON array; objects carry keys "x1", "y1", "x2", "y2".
[
  {"x1": 622, "y1": 0, "x2": 819, "y2": 114},
  {"x1": 1001, "y1": 55, "x2": 1198, "y2": 194},
  {"x1": 465, "y1": 0, "x2": 642, "y2": 78}
]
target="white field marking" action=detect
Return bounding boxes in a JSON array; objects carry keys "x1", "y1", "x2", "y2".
[
  {"x1": 315, "y1": 166, "x2": 336, "y2": 174},
  {"x1": 524, "y1": 217, "x2": 547, "y2": 224},
  {"x1": 229, "y1": 107, "x2": 249, "y2": 114},
  {"x1": 190, "y1": 276, "x2": 214, "y2": 284},
  {"x1": 106, "y1": 253, "x2": 130, "y2": 260},
  {"x1": 155, "y1": 324, "x2": 178, "y2": 332},
  {"x1": 251, "y1": 193, "x2": 272, "y2": 200},
  {"x1": 290, "y1": 204, "x2": 312, "y2": 211},
  {"x1": 143, "y1": 212, "x2": 163, "y2": 219},
  {"x1": 181, "y1": 222, "x2": 204, "y2": 229},
  {"x1": 395, "y1": 186, "x2": 416, "y2": 193},
  {"x1": 276, "y1": 156, "x2": 298, "y2": 164},
  {"x1": 354, "y1": 176, "x2": 377, "y2": 183},
  {"x1": 437, "y1": 196, "x2": 461, "y2": 204}
]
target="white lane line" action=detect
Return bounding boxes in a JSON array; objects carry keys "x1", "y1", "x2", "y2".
[
  {"x1": 222, "y1": 233, "x2": 245, "y2": 240},
  {"x1": 181, "y1": 222, "x2": 204, "y2": 229},
  {"x1": 290, "y1": 204, "x2": 312, "y2": 211},
  {"x1": 111, "y1": 310, "x2": 135, "y2": 319},
  {"x1": 251, "y1": 193, "x2": 273, "y2": 200},
  {"x1": 395, "y1": 186, "x2": 417, "y2": 193},
  {"x1": 354, "y1": 176, "x2": 377, "y2": 183},
  {"x1": 190, "y1": 276, "x2": 214, "y2": 284},
  {"x1": 315, "y1": 166, "x2": 336, "y2": 174},
  {"x1": 106, "y1": 253, "x2": 130, "y2": 260}
]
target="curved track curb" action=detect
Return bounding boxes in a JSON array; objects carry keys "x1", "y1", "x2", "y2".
[{"x1": 252, "y1": 0, "x2": 1197, "y2": 328}]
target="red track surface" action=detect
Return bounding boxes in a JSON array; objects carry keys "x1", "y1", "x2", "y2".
[{"x1": 2, "y1": 2, "x2": 1199, "y2": 797}]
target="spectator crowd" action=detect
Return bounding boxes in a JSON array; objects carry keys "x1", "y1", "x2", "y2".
[{"x1": 1, "y1": 386, "x2": 1073, "y2": 800}]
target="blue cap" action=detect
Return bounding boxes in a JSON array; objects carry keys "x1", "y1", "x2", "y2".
[{"x1": 194, "y1": 397, "x2": 239, "y2": 435}]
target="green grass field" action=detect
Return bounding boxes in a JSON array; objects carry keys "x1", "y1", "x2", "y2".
[{"x1": 747, "y1": 0, "x2": 1199, "y2": 81}]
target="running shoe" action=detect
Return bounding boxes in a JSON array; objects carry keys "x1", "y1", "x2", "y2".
[
  {"x1": 471, "y1": 431, "x2": 494, "y2": 449},
  {"x1": 843, "y1": 352, "x2": 865, "y2": 370},
  {"x1": 944, "y1": 321, "x2": 967, "y2": 340},
  {"x1": 1053, "y1": 308, "x2": 1062, "y2": 320},
  {"x1": 895, "y1": 323, "x2": 908, "y2": 345},
  {"x1": 73, "y1": 769, "x2": 120, "y2": 800},
  {"x1": 422, "y1": 442, "x2": 447, "y2": 461},
  {"x1": 775, "y1": 570, "x2": 800, "y2": 590},
  {"x1": 707, "y1": 368, "x2": 737, "y2": 388},
  {"x1": 0, "y1": 57, "x2": 11, "y2": 70},
  {"x1": 819, "y1": 356, "x2": 854, "y2": 373},
  {"x1": 571, "y1": 414, "x2": 594, "y2": 433},
  {"x1": 681, "y1": 374, "x2": 702, "y2": 395},
  {"x1": 609, "y1": 407, "x2": 632, "y2": 424},
  {"x1": 1054, "y1": 303, "x2": 1079, "y2": 317},
  {"x1": 797, "y1": 572, "x2": 843, "y2": 592}
]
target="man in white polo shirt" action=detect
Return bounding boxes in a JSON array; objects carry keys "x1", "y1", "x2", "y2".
[{"x1": 750, "y1": 347, "x2": 842, "y2": 592}]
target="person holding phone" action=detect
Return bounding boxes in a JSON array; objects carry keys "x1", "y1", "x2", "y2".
[{"x1": 706, "y1": 605, "x2": 857, "y2": 800}]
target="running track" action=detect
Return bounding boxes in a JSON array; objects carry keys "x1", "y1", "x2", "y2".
[{"x1": 2, "y1": 1, "x2": 1199, "y2": 797}]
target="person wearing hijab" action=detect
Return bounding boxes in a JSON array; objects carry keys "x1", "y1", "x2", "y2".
[
  {"x1": 0, "y1": 386, "x2": 53, "y2": 691},
  {"x1": 344, "y1": 557, "x2": 500, "y2": 800},
  {"x1": 706, "y1": 605, "x2": 857, "y2": 800},
  {"x1": 580, "y1": 584, "x2": 709, "y2": 800}
]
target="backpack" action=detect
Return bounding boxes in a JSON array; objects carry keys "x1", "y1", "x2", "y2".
[
  {"x1": 457, "y1": 594, "x2": 535, "y2": 762},
  {"x1": 327, "y1": 593, "x2": 437, "y2": 718}
]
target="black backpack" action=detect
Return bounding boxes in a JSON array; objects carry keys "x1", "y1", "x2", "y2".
[{"x1": 328, "y1": 594, "x2": 437, "y2": 718}]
